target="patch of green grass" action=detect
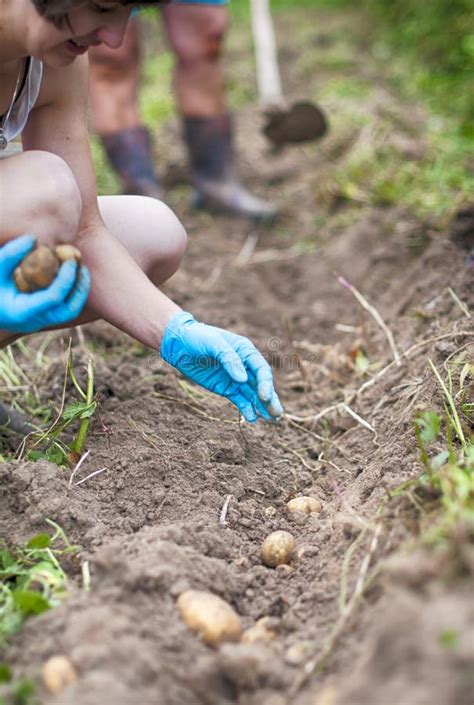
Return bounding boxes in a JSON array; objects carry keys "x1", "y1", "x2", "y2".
[
  {"x1": 321, "y1": 77, "x2": 372, "y2": 101},
  {"x1": 0, "y1": 670, "x2": 38, "y2": 705},
  {"x1": 0, "y1": 344, "x2": 97, "y2": 467},
  {"x1": 141, "y1": 52, "x2": 175, "y2": 126},
  {"x1": 90, "y1": 137, "x2": 121, "y2": 197},
  {"x1": 395, "y1": 356, "x2": 474, "y2": 543},
  {"x1": 332, "y1": 116, "x2": 473, "y2": 217},
  {"x1": 439, "y1": 628, "x2": 460, "y2": 650}
]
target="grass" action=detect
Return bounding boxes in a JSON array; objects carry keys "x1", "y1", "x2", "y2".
[
  {"x1": 0, "y1": 521, "x2": 78, "y2": 646},
  {"x1": 90, "y1": 2, "x2": 473, "y2": 222},
  {"x1": 0, "y1": 522, "x2": 79, "y2": 705},
  {"x1": 0, "y1": 342, "x2": 97, "y2": 467},
  {"x1": 396, "y1": 355, "x2": 474, "y2": 544},
  {"x1": 0, "y1": 672, "x2": 37, "y2": 705}
]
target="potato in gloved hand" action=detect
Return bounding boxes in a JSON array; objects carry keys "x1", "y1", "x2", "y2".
[{"x1": 14, "y1": 244, "x2": 82, "y2": 293}]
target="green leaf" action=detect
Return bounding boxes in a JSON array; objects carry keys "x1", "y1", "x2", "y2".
[
  {"x1": 27, "y1": 450, "x2": 48, "y2": 462},
  {"x1": 62, "y1": 401, "x2": 96, "y2": 422},
  {"x1": 354, "y1": 349, "x2": 370, "y2": 374},
  {"x1": 439, "y1": 628, "x2": 459, "y2": 649},
  {"x1": 45, "y1": 446, "x2": 67, "y2": 466},
  {"x1": 26, "y1": 534, "x2": 51, "y2": 550},
  {"x1": 0, "y1": 548, "x2": 14, "y2": 570},
  {"x1": 431, "y1": 450, "x2": 450, "y2": 471},
  {"x1": 0, "y1": 664, "x2": 12, "y2": 683},
  {"x1": 416, "y1": 411, "x2": 441, "y2": 444},
  {"x1": 11, "y1": 591, "x2": 50, "y2": 616},
  {"x1": 12, "y1": 679, "x2": 36, "y2": 705}
]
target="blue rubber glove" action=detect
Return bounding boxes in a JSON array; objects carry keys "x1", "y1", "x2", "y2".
[
  {"x1": 0, "y1": 235, "x2": 91, "y2": 334},
  {"x1": 161, "y1": 311, "x2": 284, "y2": 423}
]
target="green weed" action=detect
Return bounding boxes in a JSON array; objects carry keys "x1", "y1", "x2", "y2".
[
  {"x1": 399, "y1": 358, "x2": 474, "y2": 541},
  {"x1": 0, "y1": 669, "x2": 37, "y2": 705},
  {"x1": 0, "y1": 521, "x2": 79, "y2": 646},
  {"x1": 17, "y1": 353, "x2": 97, "y2": 467}
]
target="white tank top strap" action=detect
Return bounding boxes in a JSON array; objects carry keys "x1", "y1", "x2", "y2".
[{"x1": 2, "y1": 57, "x2": 43, "y2": 144}]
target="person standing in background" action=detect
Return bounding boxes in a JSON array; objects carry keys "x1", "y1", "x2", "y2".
[{"x1": 88, "y1": 1, "x2": 277, "y2": 221}]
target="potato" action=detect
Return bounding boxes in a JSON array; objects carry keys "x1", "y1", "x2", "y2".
[
  {"x1": 42, "y1": 655, "x2": 77, "y2": 693},
  {"x1": 287, "y1": 496, "x2": 322, "y2": 515},
  {"x1": 55, "y1": 244, "x2": 82, "y2": 263},
  {"x1": 260, "y1": 530, "x2": 296, "y2": 568},
  {"x1": 14, "y1": 245, "x2": 59, "y2": 292},
  {"x1": 13, "y1": 243, "x2": 82, "y2": 293},
  {"x1": 241, "y1": 619, "x2": 277, "y2": 644},
  {"x1": 177, "y1": 589, "x2": 242, "y2": 647}
]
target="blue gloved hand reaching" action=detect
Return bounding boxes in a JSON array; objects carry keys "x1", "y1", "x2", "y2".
[
  {"x1": 0, "y1": 235, "x2": 91, "y2": 334},
  {"x1": 161, "y1": 311, "x2": 283, "y2": 423}
]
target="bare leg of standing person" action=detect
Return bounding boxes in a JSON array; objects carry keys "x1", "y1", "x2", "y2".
[
  {"x1": 163, "y1": 3, "x2": 276, "y2": 220},
  {"x1": 89, "y1": 8, "x2": 277, "y2": 220},
  {"x1": 89, "y1": 18, "x2": 163, "y2": 200}
]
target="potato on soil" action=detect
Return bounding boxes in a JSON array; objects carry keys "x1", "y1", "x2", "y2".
[
  {"x1": 177, "y1": 589, "x2": 242, "y2": 647},
  {"x1": 261, "y1": 530, "x2": 296, "y2": 568},
  {"x1": 287, "y1": 496, "x2": 322, "y2": 514},
  {"x1": 42, "y1": 655, "x2": 77, "y2": 693},
  {"x1": 14, "y1": 245, "x2": 59, "y2": 292},
  {"x1": 241, "y1": 620, "x2": 277, "y2": 644}
]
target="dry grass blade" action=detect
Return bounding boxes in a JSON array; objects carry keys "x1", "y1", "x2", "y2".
[
  {"x1": 340, "y1": 403, "x2": 375, "y2": 433},
  {"x1": 447, "y1": 287, "x2": 471, "y2": 318},
  {"x1": 337, "y1": 275, "x2": 401, "y2": 366},
  {"x1": 234, "y1": 230, "x2": 260, "y2": 266},
  {"x1": 68, "y1": 449, "x2": 90, "y2": 488},
  {"x1": 74, "y1": 466, "x2": 108, "y2": 487}
]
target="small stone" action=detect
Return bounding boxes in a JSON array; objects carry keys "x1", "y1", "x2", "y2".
[
  {"x1": 284, "y1": 640, "x2": 316, "y2": 666},
  {"x1": 275, "y1": 564, "x2": 294, "y2": 575}
]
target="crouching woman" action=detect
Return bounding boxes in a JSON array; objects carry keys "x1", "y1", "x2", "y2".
[{"x1": 0, "y1": 0, "x2": 282, "y2": 423}]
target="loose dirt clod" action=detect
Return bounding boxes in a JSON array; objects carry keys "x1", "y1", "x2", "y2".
[
  {"x1": 261, "y1": 530, "x2": 296, "y2": 567},
  {"x1": 287, "y1": 496, "x2": 322, "y2": 514},
  {"x1": 41, "y1": 655, "x2": 77, "y2": 694},
  {"x1": 177, "y1": 589, "x2": 243, "y2": 647}
]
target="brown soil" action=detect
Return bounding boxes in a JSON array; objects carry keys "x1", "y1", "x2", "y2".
[{"x1": 1, "y1": 6, "x2": 473, "y2": 705}]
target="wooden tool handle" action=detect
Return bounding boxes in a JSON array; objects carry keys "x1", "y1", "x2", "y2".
[{"x1": 250, "y1": 0, "x2": 283, "y2": 107}]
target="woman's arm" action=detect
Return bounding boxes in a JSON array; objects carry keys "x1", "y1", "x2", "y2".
[{"x1": 21, "y1": 56, "x2": 181, "y2": 350}]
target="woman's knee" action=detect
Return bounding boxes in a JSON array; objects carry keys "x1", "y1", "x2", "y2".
[
  {"x1": 146, "y1": 199, "x2": 187, "y2": 280},
  {"x1": 98, "y1": 195, "x2": 187, "y2": 283},
  {"x1": 166, "y1": 8, "x2": 229, "y2": 64},
  {"x1": 20, "y1": 151, "x2": 82, "y2": 244}
]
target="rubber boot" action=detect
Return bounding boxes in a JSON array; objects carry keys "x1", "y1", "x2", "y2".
[
  {"x1": 183, "y1": 114, "x2": 277, "y2": 221},
  {"x1": 100, "y1": 126, "x2": 163, "y2": 200}
]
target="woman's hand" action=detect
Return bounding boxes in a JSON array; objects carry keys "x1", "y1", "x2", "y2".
[
  {"x1": 161, "y1": 311, "x2": 283, "y2": 423},
  {"x1": 0, "y1": 235, "x2": 91, "y2": 334}
]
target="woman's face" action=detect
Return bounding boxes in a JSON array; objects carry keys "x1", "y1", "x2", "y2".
[{"x1": 31, "y1": 1, "x2": 133, "y2": 67}]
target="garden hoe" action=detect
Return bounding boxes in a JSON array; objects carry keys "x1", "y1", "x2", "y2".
[{"x1": 250, "y1": 0, "x2": 328, "y2": 148}]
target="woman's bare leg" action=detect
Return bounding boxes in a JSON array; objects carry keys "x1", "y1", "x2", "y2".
[
  {"x1": 0, "y1": 151, "x2": 82, "y2": 247},
  {"x1": 0, "y1": 193, "x2": 187, "y2": 348}
]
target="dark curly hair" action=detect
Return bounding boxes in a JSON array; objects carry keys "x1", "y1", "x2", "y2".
[{"x1": 32, "y1": 1, "x2": 169, "y2": 25}]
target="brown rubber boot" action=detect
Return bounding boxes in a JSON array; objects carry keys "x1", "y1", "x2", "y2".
[
  {"x1": 100, "y1": 126, "x2": 163, "y2": 200},
  {"x1": 183, "y1": 114, "x2": 277, "y2": 222}
]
